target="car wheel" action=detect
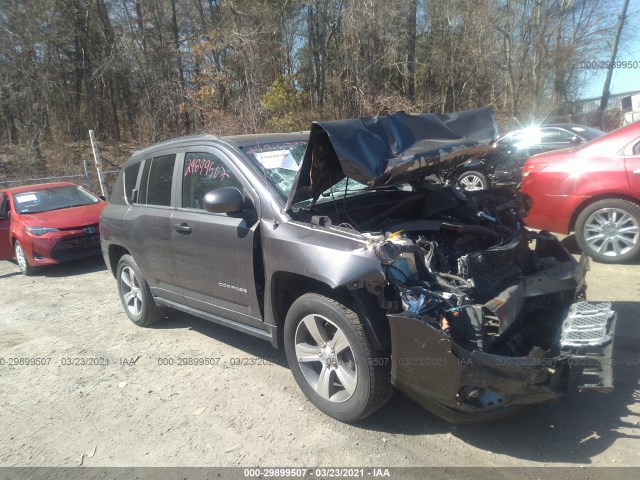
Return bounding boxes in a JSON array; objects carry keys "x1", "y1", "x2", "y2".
[
  {"x1": 284, "y1": 293, "x2": 393, "y2": 422},
  {"x1": 14, "y1": 241, "x2": 35, "y2": 276},
  {"x1": 575, "y1": 199, "x2": 640, "y2": 264},
  {"x1": 458, "y1": 171, "x2": 488, "y2": 191},
  {"x1": 116, "y1": 254, "x2": 166, "y2": 326}
]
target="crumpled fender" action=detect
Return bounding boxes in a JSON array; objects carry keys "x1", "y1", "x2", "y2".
[{"x1": 261, "y1": 220, "x2": 385, "y2": 289}]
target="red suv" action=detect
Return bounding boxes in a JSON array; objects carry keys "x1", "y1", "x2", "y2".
[
  {"x1": 520, "y1": 121, "x2": 640, "y2": 263},
  {"x1": 0, "y1": 182, "x2": 107, "y2": 275}
]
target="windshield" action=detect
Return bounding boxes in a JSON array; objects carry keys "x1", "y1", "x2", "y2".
[
  {"x1": 240, "y1": 141, "x2": 367, "y2": 202},
  {"x1": 13, "y1": 186, "x2": 99, "y2": 214}
]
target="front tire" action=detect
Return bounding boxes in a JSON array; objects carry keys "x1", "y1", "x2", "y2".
[
  {"x1": 283, "y1": 293, "x2": 392, "y2": 422},
  {"x1": 458, "y1": 171, "x2": 488, "y2": 191},
  {"x1": 575, "y1": 199, "x2": 640, "y2": 263},
  {"x1": 14, "y1": 241, "x2": 35, "y2": 276},
  {"x1": 116, "y1": 255, "x2": 166, "y2": 326}
]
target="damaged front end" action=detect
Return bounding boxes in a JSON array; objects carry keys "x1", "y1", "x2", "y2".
[
  {"x1": 367, "y1": 189, "x2": 615, "y2": 422},
  {"x1": 286, "y1": 108, "x2": 615, "y2": 422}
]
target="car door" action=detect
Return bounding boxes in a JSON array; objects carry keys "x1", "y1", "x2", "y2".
[
  {"x1": 125, "y1": 153, "x2": 183, "y2": 304},
  {"x1": 0, "y1": 193, "x2": 13, "y2": 260},
  {"x1": 624, "y1": 137, "x2": 640, "y2": 194},
  {"x1": 170, "y1": 147, "x2": 264, "y2": 327}
]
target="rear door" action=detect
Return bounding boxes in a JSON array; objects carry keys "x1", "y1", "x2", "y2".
[
  {"x1": 126, "y1": 153, "x2": 183, "y2": 304},
  {"x1": 170, "y1": 147, "x2": 264, "y2": 326},
  {"x1": 0, "y1": 193, "x2": 12, "y2": 260},
  {"x1": 624, "y1": 137, "x2": 640, "y2": 194}
]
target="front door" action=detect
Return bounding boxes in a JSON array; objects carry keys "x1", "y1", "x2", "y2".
[
  {"x1": 170, "y1": 148, "x2": 263, "y2": 327},
  {"x1": 0, "y1": 193, "x2": 12, "y2": 260}
]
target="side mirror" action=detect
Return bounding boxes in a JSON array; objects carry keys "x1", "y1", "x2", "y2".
[
  {"x1": 569, "y1": 136, "x2": 583, "y2": 145},
  {"x1": 203, "y1": 187, "x2": 244, "y2": 214},
  {"x1": 98, "y1": 195, "x2": 107, "y2": 201}
]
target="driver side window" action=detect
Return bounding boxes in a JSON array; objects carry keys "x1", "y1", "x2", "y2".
[{"x1": 182, "y1": 152, "x2": 242, "y2": 210}]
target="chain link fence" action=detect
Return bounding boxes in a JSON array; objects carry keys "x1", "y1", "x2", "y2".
[{"x1": 0, "y1": 160, "x2": 120, "y2": 199}]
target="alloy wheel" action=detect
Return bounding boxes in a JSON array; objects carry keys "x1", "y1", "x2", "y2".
[
  {"x1": 119, "y1": 266, "x2": 144, "y2": 316},
  {"x1": 460, "y1": 174, "x2": 485, "y2": 191},
  {"x1": 294, "y1": 314, "x2": 358, "y2": 403},
  {"x1": 583, "y1": 207, "x2": 640, "y2": 257},
  {"x1": 15, "y1": 243, "x2": 28, "y2": 273}
]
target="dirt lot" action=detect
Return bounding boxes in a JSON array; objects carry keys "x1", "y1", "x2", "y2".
[{"x1": 0, "y1": 239, "x2": 639, "y2": 469}]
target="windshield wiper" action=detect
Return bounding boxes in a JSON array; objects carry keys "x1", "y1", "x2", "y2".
[{"x1": 55, "y1": 203, "x2": 91, "y2": 210}]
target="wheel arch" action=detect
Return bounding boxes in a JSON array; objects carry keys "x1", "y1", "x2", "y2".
[
  {"x1": 569, "y1": 193, "x2": 640, "y2": 232},
  {"x1": 11, "y1": 235, "x2": 30, "y2": 258},
  {"x1": 107, "y1": 244, "x2": 131, "y2": 278},
  {"x1": 268, "y1": 271, "x2": 390, "y2": 352},
  {"x1": 269, "y1": 271, "x2": 348, "y2": 349}
]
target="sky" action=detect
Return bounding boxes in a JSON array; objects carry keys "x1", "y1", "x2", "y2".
[{"x1": 581, "y1": 1, "x2": 640, "y2": 99}]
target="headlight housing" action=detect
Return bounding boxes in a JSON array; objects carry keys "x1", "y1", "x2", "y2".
[{"x1": 26, "y1": 226, "x2": 60, "y2": 236}]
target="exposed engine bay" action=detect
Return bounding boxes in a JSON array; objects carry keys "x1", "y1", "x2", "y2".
[{"x1": 291, "y1": 182, "x2": 595, "y2": 359}]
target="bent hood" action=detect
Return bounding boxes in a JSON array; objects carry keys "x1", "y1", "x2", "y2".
[{"x1": 286, "y1": 108, "x2": 498, "y2": 208}]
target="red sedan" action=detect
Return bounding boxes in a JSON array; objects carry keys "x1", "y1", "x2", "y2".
[
  {"x1": 520, "y1": 121, "x2": 640, "y2": 263},
  {"x1": 0, "y1": 182, "x2": 107, "y2": 275}
]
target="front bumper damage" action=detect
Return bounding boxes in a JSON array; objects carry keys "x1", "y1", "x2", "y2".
[{"x1": 388, "y1": 258, "x2": 615, "y2": 423}]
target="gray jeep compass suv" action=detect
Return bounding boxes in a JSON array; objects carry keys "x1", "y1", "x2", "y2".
[{"x1": 100, "y1": 109, "x2": 615, "y2": 423}]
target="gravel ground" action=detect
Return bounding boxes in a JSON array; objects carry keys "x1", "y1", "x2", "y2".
[{"x1": 0, "y1": 238, "x2": 639, "y2": 469}]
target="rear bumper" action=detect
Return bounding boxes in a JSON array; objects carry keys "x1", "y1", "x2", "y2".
[{"x1": 388, "y1": 300, "x2": 615, "y2": 424}]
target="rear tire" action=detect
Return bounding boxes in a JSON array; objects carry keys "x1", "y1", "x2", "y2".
[
  {"x1": 575, "y1": 199, "x2": 640, "y2": 264},
  {"x1": 116, "y1": 255, "x2": 167, "y2": 326},
  {"x1": 14, "y1": 241, "x2": 35, "y2": 276},
  {"x1": 283, "y1": 293, "x2": 393, "y2": 422},
  {"x1": 458, "y1": 171, "x2": 488, "y2": 191}
]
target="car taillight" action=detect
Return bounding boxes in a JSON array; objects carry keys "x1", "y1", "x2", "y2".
[{"x1": 522, "y1": 163, "x2": 547, "y2": 178}]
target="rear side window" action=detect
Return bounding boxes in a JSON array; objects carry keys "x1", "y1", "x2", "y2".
[
  {"x1": 541, "y1": 128, "x2": 573, "y2": 143},
  {"x1": 182, "y1": 152, "x2": 242, "y2": 210},
  {"x1": 124, "y1": 163, "x2": 141, "y2": 204},
  {"x1": 138, "y1": 154, "x2": 176, "y2": 206}
]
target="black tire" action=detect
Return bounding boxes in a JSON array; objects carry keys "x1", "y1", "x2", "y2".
[
  {"x1": 575, "y1": 199, "x2": 640, "y2": 264},
  {"x1": 14, "y1": 241, "x2": 35, "y2": 276},
  {"x1": 458, "y1": 171, "x2": 488, "y2": 191},
  {"x1": 116, "y1": 254, "x2": 167, "y2": 326},
  {"x1": 283, "y1": 293, "x2": 393, "y2": 422}
]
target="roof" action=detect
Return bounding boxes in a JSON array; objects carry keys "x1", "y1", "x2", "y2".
[
  {"x1": 222, "y1": 131, "x2": 309, "y2": 147},
  {"x1": 3, "y1": 182, "x2": 79, "y2": 194},
  {"x1": 129, "y1": 132, "x2": 310, "y2": 159},
  {"x1": 129, "y1": 134, "x2": 220, "y2": 158},
  {"x1": 542, "y1": 123, "x2": 592, "y2": 129}
]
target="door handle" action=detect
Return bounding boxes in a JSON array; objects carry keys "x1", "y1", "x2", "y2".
[
  {"x1": 634, "y1": 169, "x2": 640, "y2": 175},
  {"x1": 174, "y1": 223, "x2": 192, "y2": 234}
]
